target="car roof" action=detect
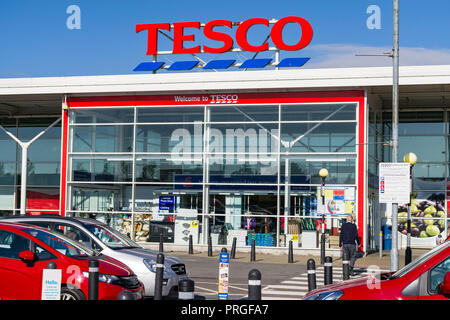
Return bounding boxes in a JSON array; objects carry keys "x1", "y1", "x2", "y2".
[
  {"x1": 0, "y1": 214, "x2": 105, "y2": 227},
  {"x1": 0, "y1": 221, "x2": 56, "y2": 235}
]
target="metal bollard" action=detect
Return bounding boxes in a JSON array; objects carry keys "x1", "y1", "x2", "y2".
[
  {"x1": 307, "y1": 259, "x2": 317, "y2": 291},
  {"x1": 248, "y1": 269, "x2": 261, "y2": 300},
  {"x1": 88, "y1": 259, "x2": 99, "y2": 300},
  {"x1": 159, "y1": 233, "x2": 164, "y2": 252},
  {"x1": 342, "y1": 250, "x2": 350, "y2": 280},
  {"x1": 250, "y1": 239, "x2": 256, "y2": 262},
  {"x1": 208, "y1": 235, "x2": 213, "y2": 257},
  {"x1": 46, "y1": 261, "x2": 57, "y2": 269},
  {"x1": 320, "y1": 233, "x2": 326, "y2": 265},
  {"x1": 154, "y1": 253, "x2": 165, "y2": 300},
  {"x1": 117, "y1": 291, "x2": 135, "y2": 300},
  {"x1": 178, "y1": 279, "x2": 195, "y2": 300},
  {"x1": 231, "y1": 237, "x2": 237, "y2": 259},
  {"x1": 324, "y1": 256, "x2": 333, "y2": 285},
  {"x1": 379, "y1": 230, "x2": 383, "y2": 257},
  {"x1": 189, "y1": 235, "x2": 193, "y2": 255},
  {"x1": 288, "y1": 240, "x2": 294, "y2": 263}
]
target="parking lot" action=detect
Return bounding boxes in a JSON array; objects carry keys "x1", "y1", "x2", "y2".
[{"x1": 157, "y1": 248, "x2": 409, "y2": 300}]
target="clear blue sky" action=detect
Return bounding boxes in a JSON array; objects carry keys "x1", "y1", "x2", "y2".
[{"x1": 1, "y1": 0, "x2": 450, "y2": 77}]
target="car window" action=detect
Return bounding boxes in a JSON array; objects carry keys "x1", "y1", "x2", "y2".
[
  {"x1": 429, "y1": 257, "x2": 450, "y2": 293},
  {"x1": 22, "y1": 228, "x2": 93, "y2": 258},
  {"x1": 84, "y1": 223, "x2": 139, "y2": 249},
  {"x1": 27, "y1": 221, "x2": 52, "y2": 230},
  {"x1": 0, "y1": 230, "x2": 31, "y2": 259},
  {"x1": 33, "y1": 244, "x2": 57, "y2": 261},
  {"x1": 55, "y1": 224, "x2": 92, "y2": 247}
]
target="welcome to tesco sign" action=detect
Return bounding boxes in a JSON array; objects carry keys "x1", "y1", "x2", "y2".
[{"x1": 136, "y1": 16, "x2": 313, "y2": 55}]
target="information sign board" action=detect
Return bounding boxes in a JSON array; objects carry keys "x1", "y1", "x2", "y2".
[{"x1": 379, "y1": 163, "x2": 411, "y2": 203}]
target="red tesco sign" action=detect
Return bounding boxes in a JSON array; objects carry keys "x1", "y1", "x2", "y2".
[{"x1": 136, "y1": 16, "x2": 313, "y2": 55}]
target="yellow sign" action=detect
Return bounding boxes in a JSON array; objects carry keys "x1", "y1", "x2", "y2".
[
  {"x1": 191, "y1": 220, "x2": 199, "y2": 228},
  {"x1": 292, "y1": 234, "x2": 298, "y2": 241},
  {"x1": 345, "y1": 201, "x2": 355, "y2": 214}
]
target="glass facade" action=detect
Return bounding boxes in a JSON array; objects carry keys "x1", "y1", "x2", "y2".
[
  {"x1": 66, "y1": 102, "x2": 359, "y2": 247},
  {"x1": 382, "y1": 111, "x2": 449, "y2": 248},
  {"x1": 0, "y1": 118, "x2": 61, "y2": 215}
]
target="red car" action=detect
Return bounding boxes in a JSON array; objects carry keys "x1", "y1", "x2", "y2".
[
  {"x1": 0, "y1": 222, "x2": 144, "y2": 300},
  {"x1": 304, "y1": 240, "x2": 450, "y2": 300}
]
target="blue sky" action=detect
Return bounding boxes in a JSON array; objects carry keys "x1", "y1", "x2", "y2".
[{"x1": 1, "y1": 0, "x2": 450, "y2": 77}]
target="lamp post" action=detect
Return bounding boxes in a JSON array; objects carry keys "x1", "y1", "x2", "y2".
[
  {"x1": 403, "y1": 152, "x2": 417, "y2": 265},
  {"x1": 319, "y1": 168, "x2": 328, "y2": 265}
]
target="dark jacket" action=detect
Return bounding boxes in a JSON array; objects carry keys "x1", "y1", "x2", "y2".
[{"x1": 339, "y1": 222, "x2": 360, "y2": 247}]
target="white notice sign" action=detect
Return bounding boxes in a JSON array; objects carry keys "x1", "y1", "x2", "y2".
[
  {"x1": 41, "y1": 269, "x2": 62, "y2": 300},
  {"x1": 379, "y1": 162, "x2": 411, "y2": 204}
]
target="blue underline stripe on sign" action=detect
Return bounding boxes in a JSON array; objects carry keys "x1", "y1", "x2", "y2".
[
  {"x1": 133, "y1": 57, "x2": 310, "y2": 72},
  {"x1": 133, "y1": 62, "x2": 165, "y2": 71},
  {"x1": 239, "y1": 58, "x2": 272, "y2": 69},
  {"x1": 277, "y1": 57, "x2": 310, "y2": 68}
]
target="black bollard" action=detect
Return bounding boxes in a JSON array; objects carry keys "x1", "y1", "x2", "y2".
[
  {"x1": 248, "y1": 269, "x2": 261, "y2": 300},
  {"x1": 320, "y1": 233, "x2": 326, "y2": 265},
  {"x1": 288, "y1": 240, "x2": 294, "y2": 263},
  {"x1": 250, "y1": 239, "x2": 256, "y2": 262},
  {"x1": 208, "y1": 235, "x2": 213, "y2": 257},
  {"x1": 159, "y1": 233, "x2": 164, "y2": 252},
  {"x1": 405, "y1": 247, "x2": 412, "y2": 266},
  {"x1": 342, "y1": 250, "x2": 350, "y2": 280},
  {"x1": 307, "y1": 259, "x2": 317, "y2": 291},
  {"x1": 324, "y1": 256, "x2": 333, "y2": 285},
  {"x1": 88, "y1": 259, "x2": 99, "y2": 300},
  {"x1": 189, "y1": 235, "x2": 193, "y2": 255},
  {"x1": 178, "y1": 279, "x2": 195, "y2": 300},
  {"x1": 231, "y1": 237, "x2": 237, "y2": 259},
  {"x1": 117, "y1": 291, "x2": 135, "y2": 300},
  {"x1": 46, "y1": 261, "x2": 57, "y2": 269},
  {"x1": 154, "y1": 253, "x2": 165, "y2": 300}
]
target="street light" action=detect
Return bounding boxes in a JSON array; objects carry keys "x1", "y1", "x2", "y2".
[
  {"x1": 319, "y1": 168, "x2": 328, "y2": 265},
  {"x1": 403, "y1": 152, "x2": 417, "y2": 265}
]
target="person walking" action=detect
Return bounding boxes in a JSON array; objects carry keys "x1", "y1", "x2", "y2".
[{"x1": 339, "y1": 214, "x2": 361, "y2": 276}]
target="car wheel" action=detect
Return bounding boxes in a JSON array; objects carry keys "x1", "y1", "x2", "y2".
[{"x1": 60, "y1": 287, "x2": 86, "y2": 300}]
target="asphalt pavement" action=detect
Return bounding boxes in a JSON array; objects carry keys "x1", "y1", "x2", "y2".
[{"x1": 140, "y1": 245, "x2": 431, "y2": 300}]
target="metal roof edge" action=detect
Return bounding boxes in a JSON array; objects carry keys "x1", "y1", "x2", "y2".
[{"x1": 1, "y1": 65, "x2": 450, "y2": 95}]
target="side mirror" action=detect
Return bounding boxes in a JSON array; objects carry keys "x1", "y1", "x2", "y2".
[
  {"x1": 440, "y1": 271, "x2": 450, "y2": 295},
  {"x1": 19, "y1": 250, "x2": 36, "y2": 262}
]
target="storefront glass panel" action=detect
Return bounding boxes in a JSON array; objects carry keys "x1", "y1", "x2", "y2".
[
  {"x1": 67, "y1": 99, "x2": 359, "y2": 246},
  {"x1": 135, "y1": 156, "x2": 203, "y2": 182},
  {"x1": 136, "y1": 124, "x2": 202, "y2": 153},
  {"x1": 72, "y1": 125, "x2": 133, "y2": 153},
  {"x1": 209, "y1": 105, "x2": 278, "y2": 122},
  {"x1": 137, "y1": 107, "x2": 204, "y2": 123},
  {"x1": 70, "y1": 108, "x2": 134, "y2": 124},
  {"x1": 280, "y1": 122, "x2": 356, "y2": 153},
  {"x1": 281, "y1": 104, "x2": 356, "y2": 121}
]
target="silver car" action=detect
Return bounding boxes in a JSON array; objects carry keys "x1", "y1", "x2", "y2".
[{"x1": 0, "y1": 215, "x2": 188, "y2": 297}]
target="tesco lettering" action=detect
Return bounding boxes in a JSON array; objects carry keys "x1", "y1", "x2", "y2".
[
  {"x1": 210, "y1": 94, "x2": 238, "y2": 104},
  {"x1": 136, "y1": 16, "x2": 313, "y2": 55}
]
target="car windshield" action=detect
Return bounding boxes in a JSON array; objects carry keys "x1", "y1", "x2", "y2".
[
  {"x1": 83, "y1": 223, "x2": 140, "y2": 249},
  {"x1": 22, "y1": 227, "x2": 95, "y2": 258},
  {"x1": 392, "y1": 241, "x2": 450, "y2": 279}
]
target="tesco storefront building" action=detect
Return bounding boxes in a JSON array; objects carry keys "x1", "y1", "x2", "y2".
[{"x1": 0, "y1": 17, "x2": 449, "y2": 255}]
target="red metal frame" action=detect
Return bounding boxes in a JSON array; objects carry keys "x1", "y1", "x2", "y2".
[{"x1": 62, "y1": 90, "x2": 366, "y2": 249}]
